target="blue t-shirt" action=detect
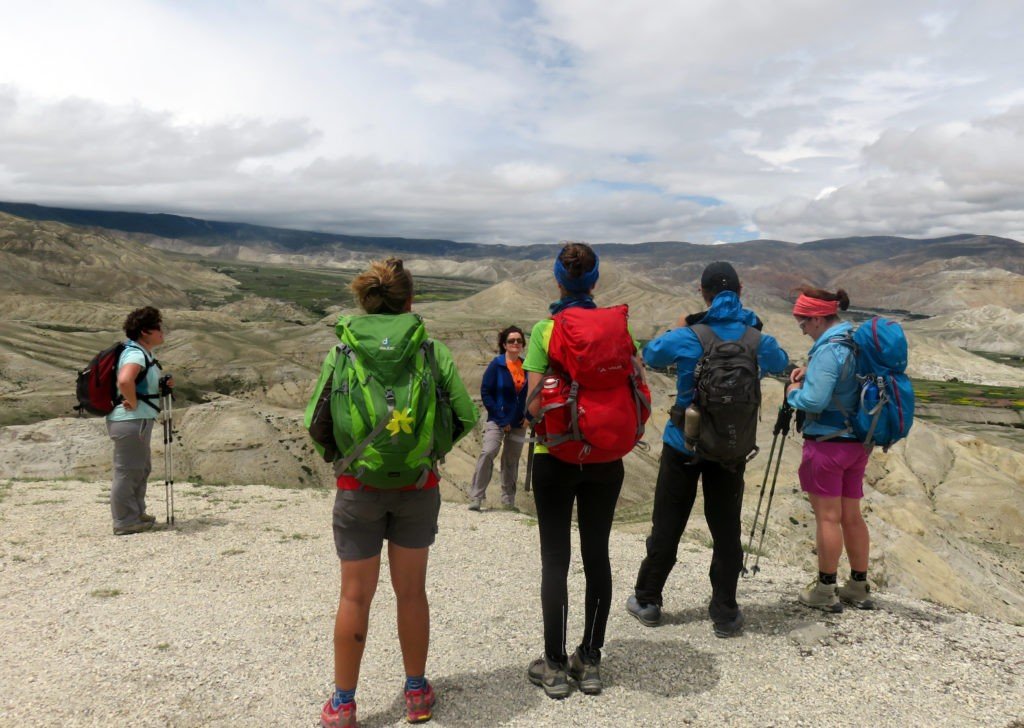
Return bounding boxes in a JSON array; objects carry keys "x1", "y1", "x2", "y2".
[{"x1": 106, "y1": 341, "x2": 161, "y2": 421}]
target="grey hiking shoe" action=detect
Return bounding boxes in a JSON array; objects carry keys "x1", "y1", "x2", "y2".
[
  {"x1": 527, "y1": 655, "x2": 570, "y2": 699},
  {"x1": 567, "y1": 648, "x2": 602, "y2": 695},
  {"x1": 113, "y1": 521, "x2": 153, "y2": 536},
  {"x1": 139, "y1": 512, "x2": 157, "y2": 523},
  {"x1": 467, "y1": 499, "x2": 482, "y2": 512},
  {"x1": 838, "y1": 579, "x2": 876, "y2": 610},
  {"x1": 798, "y1": 579, "x2": 843, "y2": 613},
  {"x1": 713, "y1": 609, "x2": 745, "y2": 638},
  {"x1": 626, "y1": 595, "x2": 661, "y2": 627}
]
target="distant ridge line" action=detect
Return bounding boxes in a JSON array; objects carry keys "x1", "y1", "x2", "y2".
[{"x1": 0, "y1": 200, "x2": 1017, "y2": 263}]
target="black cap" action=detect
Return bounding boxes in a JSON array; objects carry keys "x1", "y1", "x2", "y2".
[{"x1": 700, "y1": 261, "x2": 741, "y2": 293}]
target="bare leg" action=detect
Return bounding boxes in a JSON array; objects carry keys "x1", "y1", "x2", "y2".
[
  {"x1": 807, "y1": 494, "x2": 843, "y2": 573},
  {"x1": 840, "y1": 497, "x2": 870, "y2": 572},
  {"x1": 333, "y1": 556, "x2": 382, "y2": 690},
  {"x1": 388, "y1": 543, "x2": 431, "y2": 677}
]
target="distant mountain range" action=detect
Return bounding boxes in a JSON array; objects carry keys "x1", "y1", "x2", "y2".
[
  {"x1": 3, "y1": 199, "x2": 1022, "y2": 267},
  {"x1": 3, "y1": 200, "x2": 1024, "y2": 319}
]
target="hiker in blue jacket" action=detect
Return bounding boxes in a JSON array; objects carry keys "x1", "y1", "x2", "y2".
[
  {"x1": 626, "y1": 262, "x2": 789, "y2": 638},
  {"x1": 786, "y1": 285, "x2": 874, "y2": 613},
  {"x1": 468, "y1": 326, "x2": 527, "y2": 511}
]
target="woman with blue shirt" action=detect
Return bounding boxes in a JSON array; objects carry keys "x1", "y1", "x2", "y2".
[
  {"x1": 468, "y1": 326, "x2": 527, "y2": 511},
  {"x1": 786, "y1": 286, "x2": 875, "y2": 612},
  {"x1": 107, "y1": 306, "x2": 166, "y2": 536}
]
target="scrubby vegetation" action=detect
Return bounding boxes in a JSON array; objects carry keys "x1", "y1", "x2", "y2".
[{"x1": 913, "y1": 379, "x2": 1024, "y2": 410}]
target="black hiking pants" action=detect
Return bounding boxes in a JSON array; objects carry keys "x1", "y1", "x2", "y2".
[
  {"x1": 532, "y1": 454, "x2": 623, "y2": 664},
  {"x1": 633, "y1": 444, "x2": 745, "y2": 624}
]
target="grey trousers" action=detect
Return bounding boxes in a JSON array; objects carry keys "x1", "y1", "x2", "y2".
[
  {"x1": 469, "y1": 421, "x2": 525, "y2": 505},
  {"x1": 107, "y1": 418, "x2": 154, "y2": 528}
]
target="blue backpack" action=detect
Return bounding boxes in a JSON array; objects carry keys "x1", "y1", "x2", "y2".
[{"x1": 829, "y1": 316, "x2": 915, "y2": 450}]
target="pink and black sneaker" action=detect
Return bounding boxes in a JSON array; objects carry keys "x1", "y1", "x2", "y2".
[
  {"x1": 404, "y1": 681, "x2": 436, "y2": 723},
  {"x1": 320, "y1": 697, "x2": 357, "y2": 728}
]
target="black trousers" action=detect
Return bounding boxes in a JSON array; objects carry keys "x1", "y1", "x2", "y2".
[
  {"x1": 532, "y1": 454, "x2": 624, "y2": 663},
  {"x1": 633, "y1": 444, "x2": 746, "y2": 624}
]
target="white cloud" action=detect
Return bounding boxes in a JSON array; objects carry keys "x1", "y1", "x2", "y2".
[{"x1": 0, "y1": 0, "x2": 1023, "y2": 244}]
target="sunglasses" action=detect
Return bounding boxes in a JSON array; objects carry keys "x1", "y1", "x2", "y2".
[{"x1": 505, "y1": 337, "x2": 524, "y2": 344}]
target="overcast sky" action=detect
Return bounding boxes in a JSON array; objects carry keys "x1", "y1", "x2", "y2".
[{"x1": 1, "y1": 0, "x2": 1022, "y2": 244}]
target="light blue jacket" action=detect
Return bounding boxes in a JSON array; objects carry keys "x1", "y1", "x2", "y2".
[
  {"x1": 786, "y1": 321, "x2": 859, "y2": 439},
  {"x1": 644, "y1": 291, "x2": 789, "y2": 455}
]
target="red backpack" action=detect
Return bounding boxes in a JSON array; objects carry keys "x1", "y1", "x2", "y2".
[
  {"x1": 532, "y1": 305, "x2": 652, "y2": 463},
  {"x1": 75, "y1": 342, "x2": 155, "y2": 416}
]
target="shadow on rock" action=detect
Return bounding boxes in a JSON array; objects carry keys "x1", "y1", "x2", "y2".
[
  {"x1": 878, "y1": 599, "x2": 953, "y2": 624},
  {"x1": 604, "y1": 637, "x2": 719, "y2": 697},
  {"x1": 163, "y1": 516, "x2": 231, "y2": 534},
  {"x1": 659, "y1": 600, "x2": 813, "y2": 635},
  {"x1": 360, "y1": 664, "x2": 546, "y2": 728}
]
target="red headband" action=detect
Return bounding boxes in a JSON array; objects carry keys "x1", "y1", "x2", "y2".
[{"x1": 793, "y1": 293, "x2": 838, "y2": 318}]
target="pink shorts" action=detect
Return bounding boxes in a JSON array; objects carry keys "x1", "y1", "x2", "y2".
[{"x1": 798, "y1": 439, "x2": 869, "y2": 499}]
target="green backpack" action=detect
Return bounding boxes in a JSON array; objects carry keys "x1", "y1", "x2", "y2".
[{"x1": 305, "y1": 313, "x2": 456, "y2": 488}]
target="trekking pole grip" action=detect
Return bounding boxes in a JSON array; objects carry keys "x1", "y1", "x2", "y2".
[{"x1": 774, "y1": 402, "x2": 794, "y2": 436}]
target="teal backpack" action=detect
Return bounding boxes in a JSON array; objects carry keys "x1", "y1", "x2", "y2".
[{"x1": 305, "y1": 313, "x2": 456, "y2": 488}]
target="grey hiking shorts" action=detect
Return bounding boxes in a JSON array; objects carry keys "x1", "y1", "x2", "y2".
[{"x1": 332, "y1": 487, "x2": 441, "y2": 561}]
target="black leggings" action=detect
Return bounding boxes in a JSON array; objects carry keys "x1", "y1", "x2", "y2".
[{"x1": 531, "y1": 454, "x2": 624, "y2": 663}]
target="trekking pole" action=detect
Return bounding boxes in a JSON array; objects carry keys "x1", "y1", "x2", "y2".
[
  {"x1": 160, "y1": 376, "x2": 175, "y2": 526},
  {"x1": 524, "y1": 439, "x2": 535, "y2": 493},
  {"x1": 742, "y1": 402, "x2": 793, "y2": 577}
]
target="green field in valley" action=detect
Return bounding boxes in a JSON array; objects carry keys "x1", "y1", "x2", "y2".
[{"x1": 912, "y1": 379, "x2": 1024, "y2": 410}]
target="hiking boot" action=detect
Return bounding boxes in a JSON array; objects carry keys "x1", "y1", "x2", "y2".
[
  {"x1": 467, "y1": 499, "x2": 482, "y2": 512},
  {"x1": 113, "y1": 521, "x2": 154, "y2": 536},
  {"x1": 713, "y1": 609, "x2": 745, "y2": 638},
  {"x1": 499, "y1": 503, "x2": 519, "y2": 512},
  {"x1": 405, "y1": 680, "x2": 435, "y2": 723},
  {"x1": 567, "y1": 648, "x2": 602, "y2": 695},
  {"x1": 838, "y1": 579, "x2": 876, "y2": 610},
  {"x1": 625, "y1": 595, "x2": 661, "y2": 627},
  {"x1": 527, "y1": 655, "x2": 570, "y2": 699},
  {"x1": 139, "y1": 512, "x2": 157, "y2": 523},
  {"x1": 798, "y1": 579, "x2": 843, "y2": 613},
  {"x1": 320, "y1": 698, "x2": 357, "y2": 728}
]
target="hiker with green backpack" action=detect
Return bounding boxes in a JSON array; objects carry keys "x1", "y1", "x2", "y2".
[{"x1": 304, "y1": 258, "x2": 477, "y2": 728}]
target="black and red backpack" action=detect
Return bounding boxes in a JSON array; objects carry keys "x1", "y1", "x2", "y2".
[{"x1": 75, "y1": 342, "x2": 157, "y2": 416}]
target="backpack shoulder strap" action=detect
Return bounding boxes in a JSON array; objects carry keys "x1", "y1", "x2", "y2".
[
  {"x1": 739, "y1": 326, "x2": 762, "y2": 351},
  {"x1": 690, "y1": 323, "x2": 720, "y2": 353}
]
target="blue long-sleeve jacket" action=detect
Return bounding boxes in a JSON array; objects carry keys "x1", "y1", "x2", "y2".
[
  {"x1": 644, "y1": 291, "x2": 789, "y2": 455},
  {"x1": 480, "y1": 355, "x2": 527, "y2": 427},
  {"x1": 786, "y1": 321, "x2": 859, "y2": 439}
]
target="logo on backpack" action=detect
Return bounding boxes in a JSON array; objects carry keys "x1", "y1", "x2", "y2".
[
  {"x1": 825, "y1": 316, "x2": 915, "y2": 450},
  {"x1": 531, "y1": 305, "x2": 652, "y2": 463},
  {"x1": 676, "y1": 324, "x2": 762, "y2": 466},
  {"x1": 304, "y1": 313, "x2": 459, "y2": 488},
  {"x1": 75, "y1": 341, "x2": 157, "y2": 417}
]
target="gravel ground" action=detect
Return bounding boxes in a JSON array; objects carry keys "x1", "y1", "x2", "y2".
[{"x1": 1, "y1": 479, "x2": 1022, "y2": 727}]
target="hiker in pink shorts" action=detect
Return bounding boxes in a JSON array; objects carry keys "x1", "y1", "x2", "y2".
[{"x1": 786, "y1": 286, "x2": 875, "y2": 613}]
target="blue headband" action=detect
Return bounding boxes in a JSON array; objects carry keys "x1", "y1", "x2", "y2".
[{"x1": 553, "y1": 251, "x2": 600, "y2": 293}]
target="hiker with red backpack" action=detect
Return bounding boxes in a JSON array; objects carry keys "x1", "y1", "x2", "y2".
[
  {"x1": 626, "y1": 262, "x2": 788, "y2": 638},
  {"x1": 523, "y1": 242, "x2": 651, "y2": 698},
  {"x1": 306, "y1": 259, "x2": 477, "y2": 728},
  {"x1": 786, "y1": 286, "x2": 888, "y2": 612},
  {"x1": 105, "y1": 306, "x2": 170, "y2": 536}
]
